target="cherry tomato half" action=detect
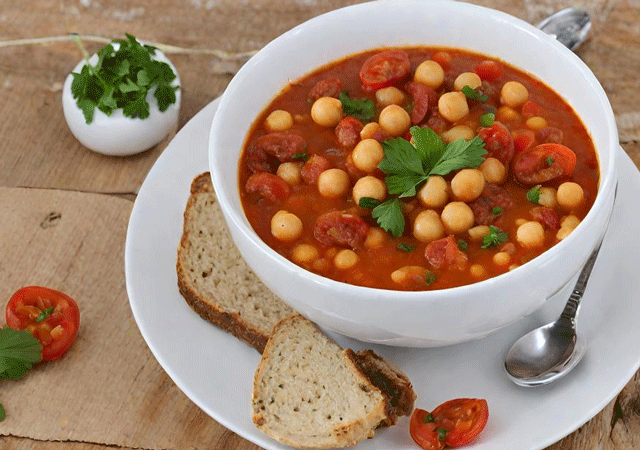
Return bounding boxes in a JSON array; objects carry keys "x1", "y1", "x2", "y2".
[
  {"x1": 431, "y1": 398, "x2": 489, "y2": 448},
  {"x1": 410, "y1": 408, "x2": 446, "y2": 450},
  {"x1": 512, "y1": 143, "x2": 576, "y2": 185},
  {"x1": 359, "y1": 49, "x2": 411, "y2": 90},
  {"x1": 5, "y1": 286, "x2": 80, "y2": 361}
]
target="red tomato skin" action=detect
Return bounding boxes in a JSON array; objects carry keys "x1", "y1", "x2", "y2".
[
  {"x1": 432, "y1": 398, "x2": 489, "y2": 448},
  {"x1": 474, "y1": 60, "x2": 503, "y2": 81},
  {"x1": 359, "y1": 49, "x2": 411, "y2": 90},
  {"x1": 410, "y1": 408, "x2": 446, "y2": 450},
  {"x1": 5, "y1": 286, "x2": 80, "y2": 362}
]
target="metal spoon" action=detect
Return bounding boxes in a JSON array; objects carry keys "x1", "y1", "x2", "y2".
[{"x1": 536, "y1": 7, "x2": 592, "y2": 51}]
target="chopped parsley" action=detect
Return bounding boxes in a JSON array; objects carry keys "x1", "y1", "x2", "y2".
[
  {"x1": 0, "y1": 403, "x2": 4, "y2": 422},
  {"x1": 546, "y1": 156, "x2": 555, "y2": 165},
  {"x1": 462, "y1": 85, "x2": 488, "y2": 102},
  {"x1": 71, "y1": 33, "x2": 179, "y2": 124},
  {"x1": 481, "y1": 225, "x2": 508, "y2": 249},
  {"x1": 338, "y1": 91, "x2": 376, "y2": 121},
  {"x1": 480, "y1": 112, "x2": 495, "y2": 127},
  {"x1": 457, "y1": 239, "x2": 468, "y2": 251},
  {"x1": 396, "y1": 243, "x2": 415, "y2": 252},
  {"x1": 492, "y1": 206, "x2": 503, "y2": 215},
  {"x1": 35, "y1": 307, "x2": 54, "y2": 323},
  {"x1": 292, "y1": 152, "x2": 309, "y2": 162},
  {"x1": 438, "y1": 428, "x2": 448, "y2": 440},
  {"x1": 527, "y1": 185, "x2": 542, "y2": 204},
  {"x1": 371, "y1": 126, "x2": 486, "y2": 237},
  {"x1": 358, "y1": 196, "x2": 382, "y2": 209},
  {"x1": 423, "y1": 413, "x2": 435, "y2": 423},
  {"x1": 424, "y1": 271, "x2": 437, "y2": 286}
]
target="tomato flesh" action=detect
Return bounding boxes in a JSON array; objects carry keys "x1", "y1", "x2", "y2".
[
  {"x1": 432, "y1": 398, "x2": 489, "y2": 448},
  {"x1": 410, "y1": 408, "x2": 446, "y2": 450},
  {"x1": 5, "y1": 286, "x2": 80, "y2": 361},
  {"x1": 359, "y1": 49, "x2": 410, "y2": 90},
  {"x1": 512, "y1": 143, "x2": 576, "y2": 185}
]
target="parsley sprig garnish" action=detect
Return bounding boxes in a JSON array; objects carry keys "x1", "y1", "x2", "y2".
[
  {"x1": 0, "y1": 328, "x2": 42, "y2": 381},
  {"x1": 481, "y1": 225, "x2": 508, "y2": 249},
  {"x1": 462, "y1": 85, "x2": 488, "y2": 102},
  {"x1": 339, "y1": 91, "x2": 376, "y2": 121},
  {"x1": 372, "y1": 126, "x2": 487, "y2": 236},
  {"x1": 71, "y1": 33, "x2": 179, "y2": 124}
]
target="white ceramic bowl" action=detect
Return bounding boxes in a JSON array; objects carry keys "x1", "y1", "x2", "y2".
[
  {"x1": 209, "y1": 0, "x2": 618, "y2": 347},
  {"x1": 62, "y1": 43, "x2": 181, "y2": 156}
]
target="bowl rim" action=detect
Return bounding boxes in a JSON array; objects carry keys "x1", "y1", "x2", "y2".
[{"x1": 209, "y1": 0, "x2": 619, "y2": 303}]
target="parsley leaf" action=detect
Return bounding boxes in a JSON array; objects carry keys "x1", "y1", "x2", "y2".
[
  {"x1": 462, "y1": 85, "x2": 488, "y2": 102},
  {"x1": 458, "y1": 239, "x2": 468, "y2": 251},
  {"x1": 481, "y1": 225, "x2": 508, "y2": 249},
  {"x1": 339, "y1": 91, "x2": 375, "y2": 121},
  {"x1": 71, "y1": 33, "x2": 179, "y2": 124},
  {"x1": 359, "y1": 196, "x2": 381, "y2": 209},
  {"x1": 527, "y1": 185, "x2": 541, "y2": 204},
  {"x1": 371, "y1": 198, "x2": 405, "y2": 238},
  {"x1": 0, "y1": 328, "x2": 42, "y2": 380},
  {"x1": 35, "y1": 307, "x2": 54, "y2": 323},
  {"x1": 372, "y1": 126, "x2": 487, "y2": 237},
  {"x1": 480, "y1": 112, "x2": 495, "y2": 127},
  {"x1": 424, "y1": 271, "x2": 437, "y2": 286},
  {"x1": 0, "y1": 403, "x2": 5, "y2": 422}
]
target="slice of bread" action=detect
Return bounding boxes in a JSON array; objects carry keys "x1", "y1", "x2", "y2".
[
  {"x1": 252, "y1": 315, "x2": 388, "y2": 449},
  {"x1": 176, "y1": 172, "x2": 295, "y2": 353}
]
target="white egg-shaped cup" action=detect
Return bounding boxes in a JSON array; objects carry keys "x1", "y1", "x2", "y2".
[{"x1": 62, "y1": 43, "x2": 181, "y2": 156}]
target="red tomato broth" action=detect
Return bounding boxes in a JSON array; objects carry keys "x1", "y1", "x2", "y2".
[{"x1": 238, "y1": 46, "x2": 599, "y2": 291}]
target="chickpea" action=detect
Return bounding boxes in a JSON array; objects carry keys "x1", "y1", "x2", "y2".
[
  {"x1": 375, "y1": 86, "x2": 405, "y2": 107},
  {"x1": 538, "y1": 187, "x2": 558, "y2": 208},
  {"x1": 493, "y1": 251, "x2": 511, "y2": 266},
  {"x1": 441, "y1": 202, "x2": 475, "y2": 234},
  {"x1": 413, "y1": 209, "x2": 445, "y2": 243},
  {"x1": 526, "y1": 116, "x2": 548, "y2": 130},
  {"x1": 264, "y1": 109, "x2": 294, "y2": 131},
  {"x1": 557, "y1": 182, "x2": 584, "y2": 211},
  {"x1": 453, "y1": 72, "x2": 482, "y2": 91},
  {"x1": 352, "y1": 176, "x2": 387, "y2": 205},
  {"x1": 418, "y1": 175, "x2": 449, "y2": 208},
  {"x1": 479, "y1": 157, "x2": 507, "y2": 184},
  {"x1": 317, "y1": 168, "x2": 350, "y2": 198},
  {"x1": 292, "y1": 244, "x2": 319, "y2": 264},
  {"x1": 378, "y1": 104, "x2": 411, "y2": 137},
  {"x1": 561, "y1": 215, "x2": 581, "y2": 229},
  {"x1": 470, "y1": 264, "x2": 486, "y2": 279},
  {"x1": 364, "y1": 227, "x2": 387, "y2": 249},
  {"x1": 276, "y1": 162, "x2": 302, "y2": 186},
  {"x1": 334, "y1": 249, "x2": 359, "y2": 270},
  {"x1": 501, "y1": 81, "x2": 529, "y2": 108},
  {"x1": 556, "y1": 226, "x2": 573, "y2": 240},
  {"x1": 352, "y1": 139, "x2": 384, "y2": 173},
  {"x1": 271, "y1": 211, "x2": 303, "y2": 241},
  {"x1": 442, "y1": 125, "x2": 474, "y2": 143},
  {"x1": 414, "y1": 60, "x2": 445, "y2": 89},
  {"x1": 515, "y1": 218, "x2": 528, "y2": 227},
  {"x1": 360, "y1": 122, "x2": 381, "y2": 140},
  {"x1": 496, "y1": 106, "x2": 520, "y2": 122},
  {"x1": 451, "y1": 169, "x2": 485, "y2": 202},
  {"x1": 391, "y1": 266, "x2": 427, "y2": 285},
  {"x1": 438, "y1": 91, "x2": 469, "y2": 122},
  {"x1": 311, "y1": 96, "x2": 343, "y2": 127},
  {"x1": 468, "y1": 225, "x2": 490, "y2": 242},
  {"x1": 516, "y1": 221, "x2": 545, "y2": 248}
]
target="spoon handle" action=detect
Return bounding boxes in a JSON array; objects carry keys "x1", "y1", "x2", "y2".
[{"x1": 560, "y1": 241, "x2": 603, "y2": 324}]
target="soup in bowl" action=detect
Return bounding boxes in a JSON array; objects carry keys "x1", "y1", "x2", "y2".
[{"x1": 209, "y1": 0, "x2": 618, "y2": 347}]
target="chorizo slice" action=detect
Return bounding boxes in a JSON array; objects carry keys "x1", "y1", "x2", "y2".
[
  {"x1": 335, "y1": 116, "x2": 364, "y2": 149},
  {"x1": 425, "y1": 236, "x2": 468, "y2": 271},
  {"x1": 308, "y1": 77, "x2": 343, "y2": 101},
  {"x1": 245, "y1": 132, "x2": 306, "y2": 173},
  {"x1": 469, "y1": 184, "x2": 514, "y2": 225},
  {"x1": 245, "y1": 172, "x2": 291, "y2": 202},
  {"x1": 301, "y1": 154, "x2": 332, "y2": 185},
  {"x1": 313, "y1": 210, "x2": 369, "y2": 249}
]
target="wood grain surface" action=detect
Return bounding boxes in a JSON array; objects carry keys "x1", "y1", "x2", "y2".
[{"x1": 0, "y1": 0, "x2": 638, "y2": 449}]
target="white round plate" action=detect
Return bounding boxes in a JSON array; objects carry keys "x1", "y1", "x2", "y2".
[{"x1": 125, "y1": 98, "x2": 640, "y2": 450}]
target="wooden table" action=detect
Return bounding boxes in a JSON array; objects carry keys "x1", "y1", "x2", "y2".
[{"x1": 1, "y1": 0, "x2": 638, "y2": 449}]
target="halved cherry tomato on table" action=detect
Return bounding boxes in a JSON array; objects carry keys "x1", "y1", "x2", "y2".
[
  {"x1": 359, "y1": 49, "x2": 411, "y2": 90},
  {"x1": 410, "y1": 408, "x2": 445, "y2": 450},
  {"x1": 512, "y1": 143, "x2": 576, "y2": 185},
  {"x1": 5, "y1": 286, "x2": 80, "y2": 361},
  {"x1": 432, "y1": 398, "x2": 489, "y2": 448}
]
